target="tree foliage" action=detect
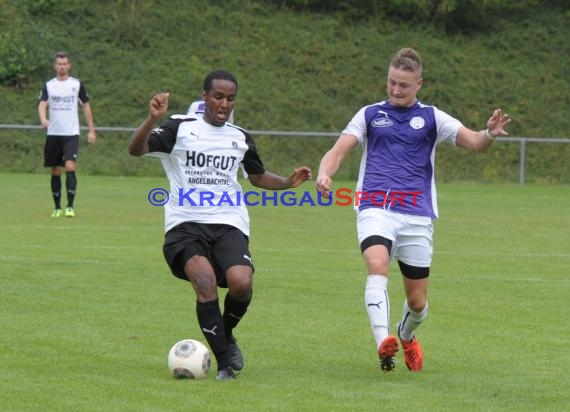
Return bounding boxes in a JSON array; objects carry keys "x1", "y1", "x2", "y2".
[
  {"x1": 0, "y1": 1, "x2": 55, "y2": 88},
  {"x1": 274, "y1": 0, "x2": 568, "y2": 31},
  {"x1": 0, "y1": 0, "x2": 568, "y2": 183}
]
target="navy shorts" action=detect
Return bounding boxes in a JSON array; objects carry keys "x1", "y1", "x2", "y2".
[
  {"x1": 163, "y1": 222, "x2": 254, "y2": 287},
  {"x1": 44, "y1": 135, "x2": 79, "y2": 167}
]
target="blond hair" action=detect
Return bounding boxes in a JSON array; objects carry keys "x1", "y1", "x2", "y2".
[{"x1": 390, "y1": 48, "x2": 422, "y2": 75}]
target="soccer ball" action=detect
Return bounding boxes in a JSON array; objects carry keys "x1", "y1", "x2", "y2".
[{"x1": 167, "y1": 339, "x2": 211, "y2": 379}]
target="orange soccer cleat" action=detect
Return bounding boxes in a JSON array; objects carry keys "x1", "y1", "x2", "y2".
[
  {"x1": 378, "y1": 335, "x2": 399, "y2": 372},
  {"x1": 400, "y1": 336, "x2": 423, "y2": 371}
]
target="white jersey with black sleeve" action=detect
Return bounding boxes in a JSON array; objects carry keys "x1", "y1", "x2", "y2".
[
  {"x1": 39, "y1": 76, "x2": 90, "y2": 136},
  {"x1": 145, "y1": 115, "x2": 265, "y2": 235}
]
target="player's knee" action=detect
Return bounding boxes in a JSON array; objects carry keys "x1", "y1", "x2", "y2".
[
  {"x1": 189, "y1": 271, "x2": 217, "y2": 294},
  {"x1": 407, "y1": 295, "x2": 427, "y2": 313},
  {"x1": 364, "y1": 257, "x2": 390, "y2": 275},
  {"x1": 361, "y1": 235, "x2": 392, "y2": 273},
  {"x1": 227, "y1": 270, "x2": 253, "y2": 299}
]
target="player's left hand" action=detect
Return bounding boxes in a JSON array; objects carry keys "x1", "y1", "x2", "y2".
[
  {"x1": 287, "y1": 166, "x2": 312, "y2": 188},
  {"x1": 487, "y1": 108, "x2": 511, "y2": 137}
]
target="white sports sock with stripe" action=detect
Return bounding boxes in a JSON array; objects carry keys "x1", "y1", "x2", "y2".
[
  {"x1": 364, "y1": 274, "x2": 390, "y2": 349},
  {"x1": 398, "y1": 299, "x2": 428, "y2": 341}
]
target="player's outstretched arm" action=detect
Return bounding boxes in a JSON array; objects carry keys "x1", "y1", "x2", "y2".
[
  {"x1": 316, "y1": 134, "x2": 358, "y2": 199},
  {"x1": 249, "y1": 166, "x2": 312, "y2": 190},
  {"x1": 456, "y1": 108, "x2": 511, "y2": 153},
  {"x1": 129, "y1": 92, "x2": 170, "y2": 156}
]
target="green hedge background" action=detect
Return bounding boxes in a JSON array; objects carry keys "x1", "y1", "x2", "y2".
[{"x1": 1, "y1": 0, "x2": 568, "y2": 183}]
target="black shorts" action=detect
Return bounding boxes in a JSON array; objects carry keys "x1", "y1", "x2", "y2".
[
  {"x1": 163, "y1": 222, "x2": 254, "y2": 287},
  {"x1": 44, "y1": 135, "x2": 79, "y2": 167}
]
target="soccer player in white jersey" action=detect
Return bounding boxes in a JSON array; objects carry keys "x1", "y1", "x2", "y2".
[
  {"x1": 187, "y1": 98, "x2": 235, "y2": 123},
  {"x1": 316, "y1": 48, "x2": 511, "y2": 373},
  {"x1": 38, "y1": 51, "x2": 96, "y2": 218},
  {"x1": 129, "y1": 69, "x2": 311, "y2": 381}
]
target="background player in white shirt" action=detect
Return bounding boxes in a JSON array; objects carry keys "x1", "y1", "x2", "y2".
[
  {"x1": 316, "y1": 48, "x2": 511, "y2": 373},
  {"x1": 38, "y1": 51, "x2": 96, "y2": 218},
  {"x1": 129, "y1": 69, "x2": 311, "y2": 381}
]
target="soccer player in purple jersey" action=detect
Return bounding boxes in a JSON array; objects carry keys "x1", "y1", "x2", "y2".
[{"x1": 316, "y1": 48, "x2": 511, "y2": 372}]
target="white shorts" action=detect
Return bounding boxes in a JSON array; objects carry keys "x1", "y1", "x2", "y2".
[{"x1": 356, "y1": 208, "x2": 434, "y2": 267}]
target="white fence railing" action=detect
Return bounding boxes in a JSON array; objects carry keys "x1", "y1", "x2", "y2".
[{"x1": 1, "y1": 124, "x2": 569, "y2": 185}]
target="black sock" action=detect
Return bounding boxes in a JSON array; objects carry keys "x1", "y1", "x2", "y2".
[
  {"x1": 51, "y1": 175, "x2": 62, "y2": 209},
  {"x1": 196, "y1": 299, "x2": 229, "y2": 370},
  {"x1": 65, "y1": 171, "x2": 77, "y2": 208},
  {"x1": 223, "y1": 291, "x2": 252, "y2": 342}
]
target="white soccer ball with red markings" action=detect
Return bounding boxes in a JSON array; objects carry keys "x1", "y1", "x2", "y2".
[{"x1": 168, "y1": 339, "x2": 211, "y2": 379}]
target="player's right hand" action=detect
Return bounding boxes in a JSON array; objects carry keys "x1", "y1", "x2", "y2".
[
  {"x1": 316, "y1": 175, "x2": 332, "y2": 199},
  {"x1": 150, "y1": 92, "x2": 170, "y2": 119}
]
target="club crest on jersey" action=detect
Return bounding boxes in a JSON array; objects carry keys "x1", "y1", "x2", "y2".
[{"x1": 409, "y1": 116, "x2": 425, "y2": 130}]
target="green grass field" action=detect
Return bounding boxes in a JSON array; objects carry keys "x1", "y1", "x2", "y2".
[{"x1": 1, "y1": 173, "x2": 568, "y2": 411}]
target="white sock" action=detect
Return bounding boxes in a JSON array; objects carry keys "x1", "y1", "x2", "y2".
[
  {"x1": 398, "y1": 299, "x2": 428, "y2": 341},
  {"x1": 364, "y1": 274, "x2": 390, "y2": 349}
]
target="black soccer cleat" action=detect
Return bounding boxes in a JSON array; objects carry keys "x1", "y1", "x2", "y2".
[
  {"x1": 226, "y1": 338, "x2": 244, "y2": 371},
  {"x1": 380, "y1": 356, "x2": 395, "y2": 372},
  {"x1": 216, "y1": 367, "x2": 237, "y2": 381}
]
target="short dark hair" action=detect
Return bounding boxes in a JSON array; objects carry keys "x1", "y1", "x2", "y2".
[
  {"x1": 203, "y1": 69, "x2": 238, "y2": 92},
  {"x1": 54, "y1": 51, "x2": 71, "y2": 61}
]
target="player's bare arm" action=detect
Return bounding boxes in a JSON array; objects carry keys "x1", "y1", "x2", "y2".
[
  {"x1": 456, "y1": 108, "x2": 511, "y2": 153},
  {"x1": 249, "y1": 166, "x2": 312, "y2": 190},
  {"x1": 82, "y1": 102, "x2": 97, "y2": 145},
  {"x1": 38, "y1": 100, "x2": 49, "y2": 129},
  {"x1": 316, "y1": 133, "x2": 358, "y2": 198},
  {"x1": 129, "y1": 92, "x2": 170, "y2": 156}
]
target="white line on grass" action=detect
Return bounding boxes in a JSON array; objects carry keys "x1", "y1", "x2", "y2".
[
  {"x1": 1, "y1": 256, "x2": 122, "y2": 265},
  {"x1": 256, "y1": 247, "x2": 569, "y2": 259},
  {"x1": 11, "y1": 244, "x2": 157, "y2": 251},
  {"x1": 434, "y1": 273, "x2": 569, "y2": 283},
  {"x1": 437, "y1": 250, "x2": 570, "y2": 258}
]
